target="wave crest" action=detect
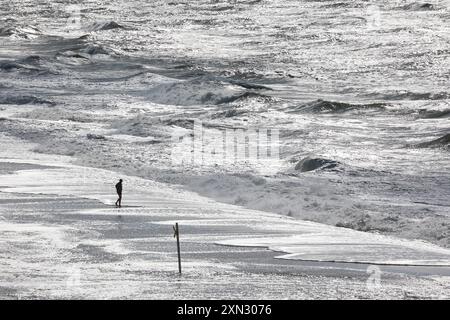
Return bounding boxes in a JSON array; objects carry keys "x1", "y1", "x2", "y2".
[
  {"x1": 415, "y1": 133, "x2": 450, "y2": 150},
  {"x1": 286, "y1": 99, "x2": 386, "y2": 114},
  {"x1": 144, "y1": 76, "x2": 270, "y2": 106},
  {"x1": 0, "y1": 95, "x2": 55, "y2": 106},
  {"x1": 0, "y1": 24, "x2": 41, "y2": 39},
  {"x1": 368, "y1": 91, "x2": 449, "y2": 101},
  {"x1": 0, "y1": 55, "x2": 55, "y2": 75},
  {"x1": 417, "y1": 109, "x2": 450, "y2": 119},
  {"x1": 399, "y1": 2, "x2": 436, "y2": 11},
  {"x1": 294, "y1": 157, "x2": 340, "y2": 172},
  {"x1": 87, "y1": 21, "x2": 124, "y2": 32}
]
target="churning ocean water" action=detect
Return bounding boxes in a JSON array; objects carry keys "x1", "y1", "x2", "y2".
[{"x1": 0, "y1": 0, "x2": 449, "y2": 247}]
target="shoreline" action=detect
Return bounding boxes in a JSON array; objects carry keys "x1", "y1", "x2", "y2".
[{"x1": 0, "y1": 135, "x2": 449, "y2": 299}]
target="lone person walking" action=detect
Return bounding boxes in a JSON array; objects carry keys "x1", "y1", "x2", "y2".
[{"x1": 115, "y1": 179, "x2": 123, "y2": 208}]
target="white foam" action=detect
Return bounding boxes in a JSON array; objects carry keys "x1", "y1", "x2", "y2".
[
  {"x1": 2, "y1": 156, "x2": 450, "y2": 267},
  {"x1": 218, "y1": 231, "x2": 450, "y2": 266}
]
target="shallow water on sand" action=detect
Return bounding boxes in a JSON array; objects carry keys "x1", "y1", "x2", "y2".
[{"x1": 0, "y1": 148, "x2": 449, "y2": 299}]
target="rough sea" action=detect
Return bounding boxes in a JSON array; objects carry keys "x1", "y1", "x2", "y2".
[{"x1": 0, "y1": 0, "x2": 449, "y2": 247}]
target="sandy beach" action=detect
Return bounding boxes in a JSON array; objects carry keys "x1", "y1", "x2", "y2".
[{"x1": 0, "y1": 134, "x2": 449, "y2": 300}]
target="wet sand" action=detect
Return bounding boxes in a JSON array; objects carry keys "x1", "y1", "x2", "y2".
[{"x1": 0, "y1": 136, "x2": 449, "y2": 299}]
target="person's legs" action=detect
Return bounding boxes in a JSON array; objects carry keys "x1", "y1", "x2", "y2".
[{"x1": 118, "y1": 194, "x2": 122, "y2": 207}]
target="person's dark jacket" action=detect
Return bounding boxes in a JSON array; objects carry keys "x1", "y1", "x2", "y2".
[{"x1": 115, "y1": 181, "x2": 122, "y2": 195}]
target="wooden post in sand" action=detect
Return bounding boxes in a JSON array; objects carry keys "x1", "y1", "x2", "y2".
[{"x1": 173, "y1": 223, "x2": 182, "y2": 274}]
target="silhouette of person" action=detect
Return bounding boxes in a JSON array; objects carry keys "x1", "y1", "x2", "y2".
[{"x1": 115, "y1": 179, "x2": 123, "y2": 208}]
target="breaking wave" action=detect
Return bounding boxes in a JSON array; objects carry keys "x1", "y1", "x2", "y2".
[
  {"x1": 294, "y1": 157, "x2": 340, "y2": 172},
  {"x1": 0, "y1": 24, "x2": 41, "y2": 39},
  {"x1": 217, "y1": 92, "x2": 276, "y2": 105},
  {"x1": 285, "y1": 99, "x2": 387, "y2": 114},
  {"x1": 0, "y1": 55, "x2": 56, "y2": 75},
  {"x1": 399, "y1": 2, "x2": 436, "y2": 11},
  {"x1": 110, "y1": 114, "x2": 174, "y2": 138},
  {"x1": 415, "y1": 133, "x2": 450, "y2": 149},
  {"x1": 1, "y1": 0, "x2": 449, "y2": 251},
  {"x1": 211, "y1": 108, "x2": 248, "y2": 119},
  {"x1": 0, "y1": 95, "x2": 55, "y2": 106},
  {"x1": 144, "y1": 76, "x2": 269, "y2": 106},
  {"x1": 368, "y1": 91, "x2": 450, "y2": 101},
  {"x1": 87, "y1": 21, "x2": 125, "y2": 32},
  {"x1": 417, "y1": 109, "x2": 450, "y2": 119},
  {"x1": 56, "y1": 43, "x2": 114, "y2": 57}
]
